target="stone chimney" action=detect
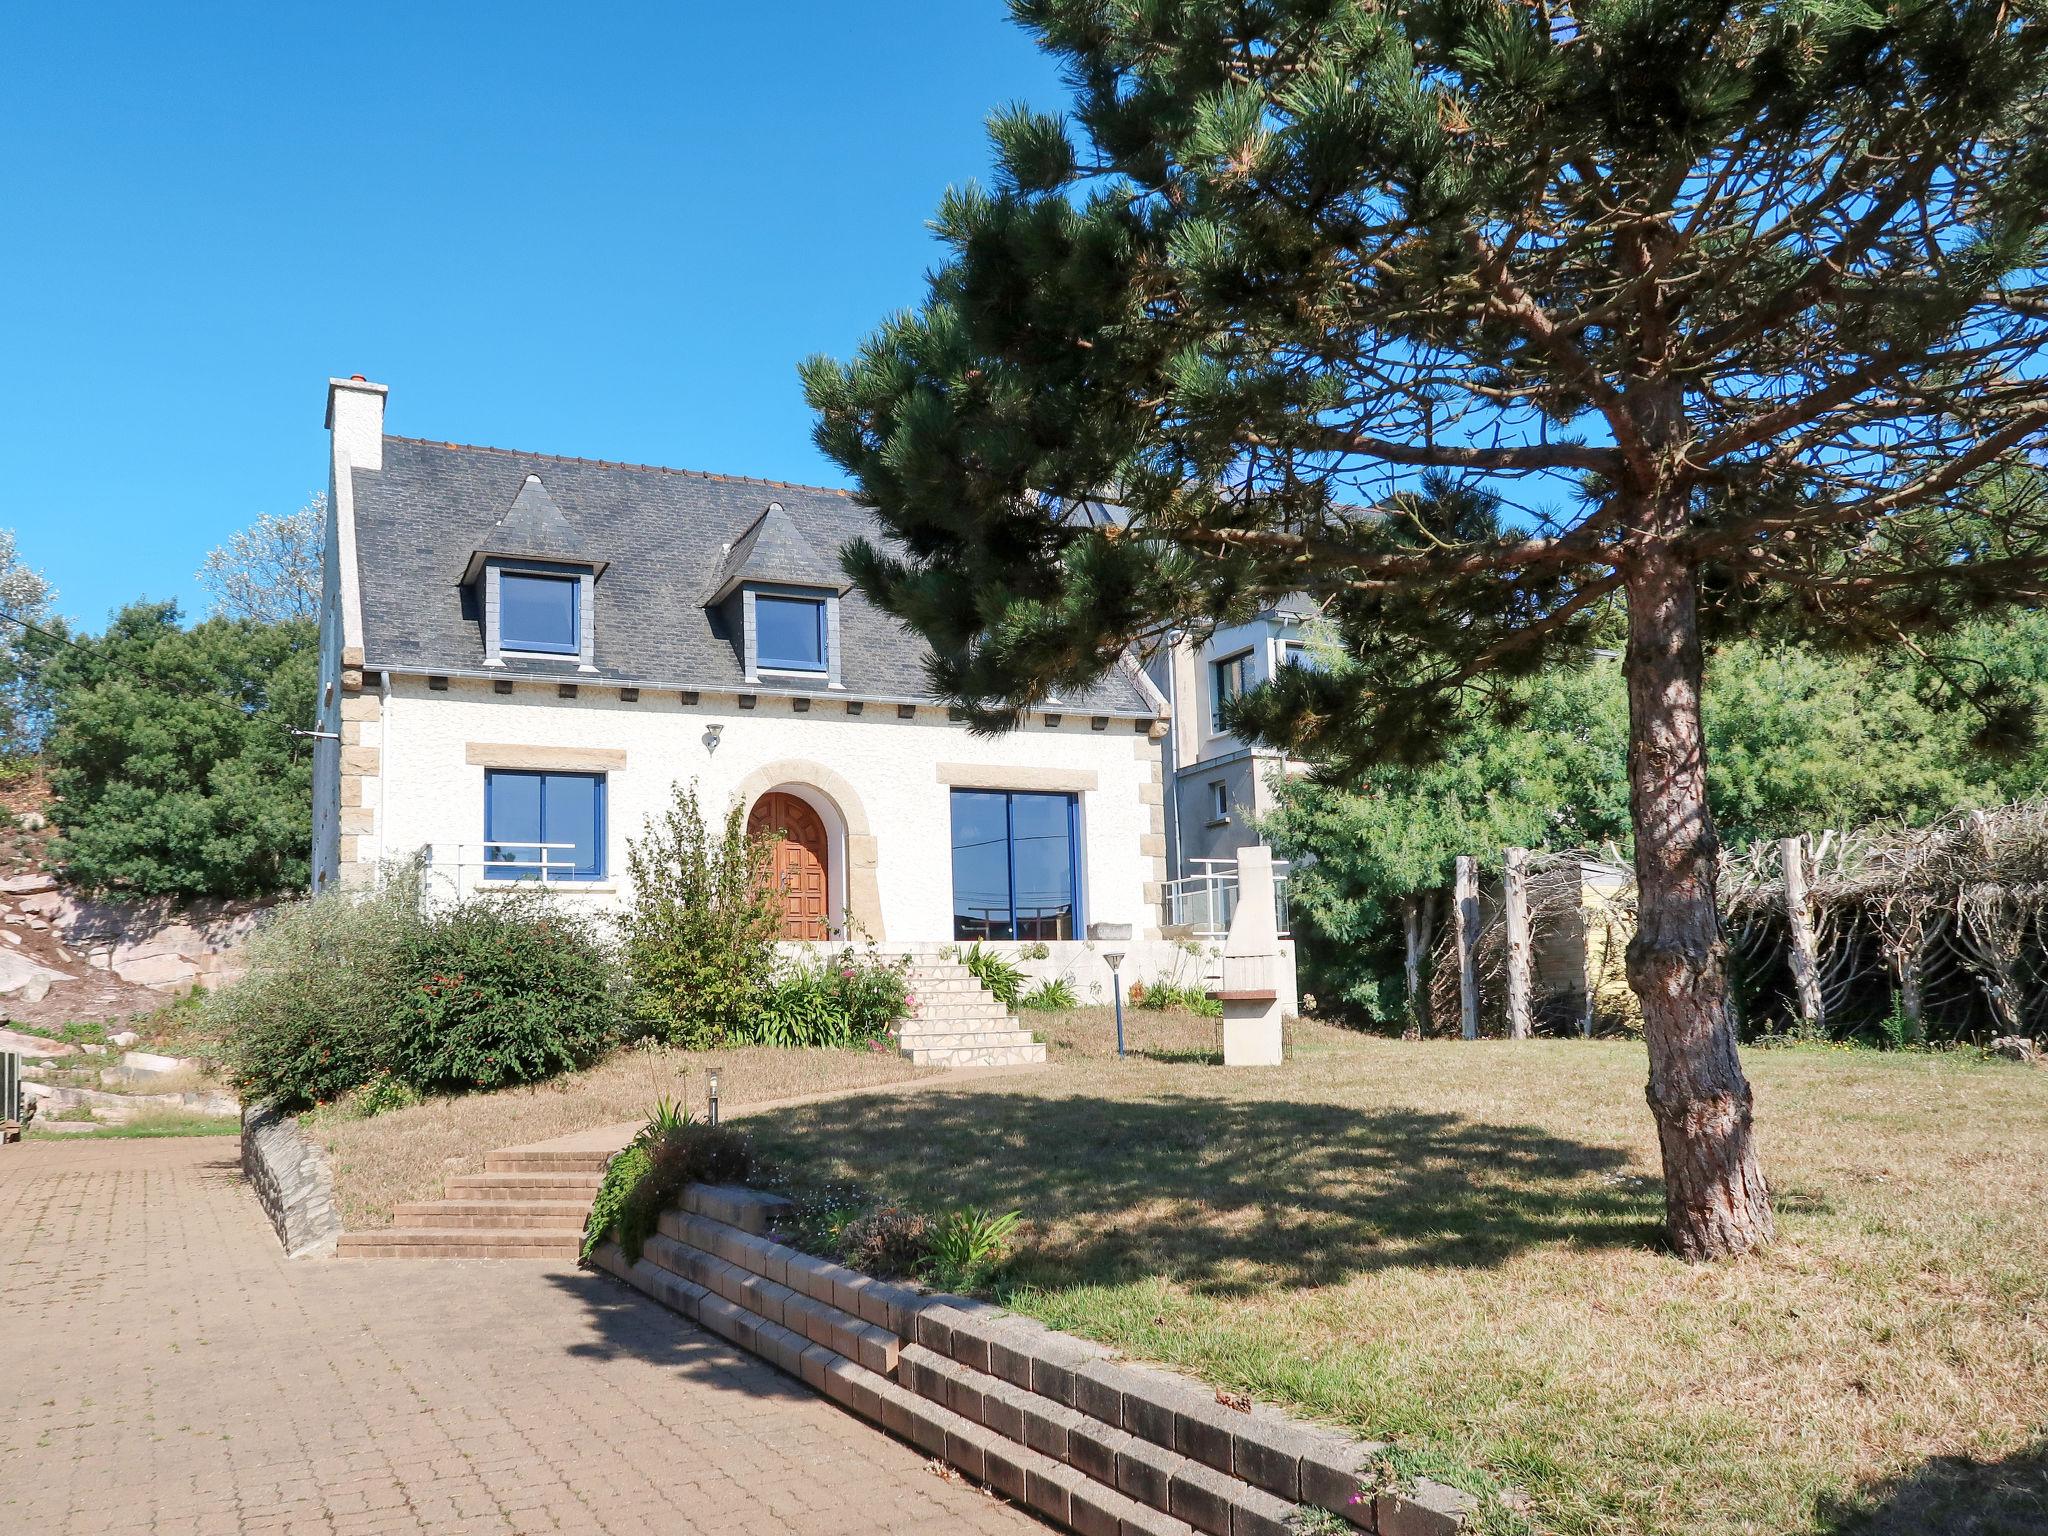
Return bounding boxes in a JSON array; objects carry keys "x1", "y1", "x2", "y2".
[{"x1": 325, "y1": 375, "x2": 387, "y2": 472}]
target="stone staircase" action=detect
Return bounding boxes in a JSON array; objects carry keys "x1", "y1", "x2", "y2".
[
  {"x1": 593, "y1": 1186, "x2": 1476, "y2": 1535},
  {"x1": 900, "y1": 960, "x2": 1047, "y2": 1068},
  {"x1": 336, "y1": 1142, "x2": 606, "y2": 1260}
]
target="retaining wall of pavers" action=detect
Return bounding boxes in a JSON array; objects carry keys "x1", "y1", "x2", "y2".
[
  {"x1": 242, "y1": 1103, "x2": 340, "y2": 1259},
  {"x1": 592, "y1": 1185, "x2": 1476, "y2": 1536}
]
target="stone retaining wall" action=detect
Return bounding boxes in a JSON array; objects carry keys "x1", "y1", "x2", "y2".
[
  {"x1": 241, "y1": 1104, "x2": 340, "y2": 1259},
  {"x1": 594, "y1": 1185, "x2": 1477, "y2": 1536}
]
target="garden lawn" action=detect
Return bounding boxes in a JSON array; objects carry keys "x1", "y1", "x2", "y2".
[
  {"x1": 313, "y1": 1044, "x2": 934, "y2": 1231},
  {"x1": 744, "y1": 1011, "x2": 2048, "y2": 1536}
]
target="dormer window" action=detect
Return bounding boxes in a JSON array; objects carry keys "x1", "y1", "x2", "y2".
[
  {"x1": 704, "y1": 500, "x2": 852, "y2": 690},
  {"x1": 755, "y1": 593, "x2": 827, "y2": 672},
  {"x1": 462, "y1": 473, "x2": 605, "y2": 672},
  {"x1": 499, "y1": 571, "x2": 581, "y2": 655}
]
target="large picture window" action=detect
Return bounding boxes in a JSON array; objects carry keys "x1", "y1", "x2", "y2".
[
  {"x1": 485, "y1": 769, "x2": 605, "y2": 880},
  {"x1": 950, "y1": 789, "x2": 1080, "y2": 941},
  {"x1": 499, "y1": 571, "x2": 580, "y2": 655},
  {"x1": 755, "y1": 593, "x2": 827, "y2": 671}
]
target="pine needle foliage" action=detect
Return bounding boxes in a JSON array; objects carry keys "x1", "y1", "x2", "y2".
[{"x1": 805, "y1": 0, "x2": 2048, "y2": 1259}]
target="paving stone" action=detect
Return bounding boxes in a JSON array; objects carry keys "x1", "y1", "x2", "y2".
[
  {"x1": 1174, "y1": 1394, "x2": 1245, "y2": 1477},
  {"x1": 1231, "y1": 1482, "x2": 1297, "y2": 1536},
  {"x1": 981, "y1": 1432, "x2": 1033, "y2": 1502},
  {"x1": 1230, "y1": 1409, "x2": 1325, "y2": 1502},
  {"x1": 1071, "y1": 1356, "x2": 1130, "y2": 1426},
  {"x1": 1026, "y1": 1459, "x2": 1087, "y2": 1527},
  {"x1": 1118, "y1": 1434, "x2": 1191, "y2": 1512},
  {"x1": 1120, "y1": 1502, "x2": 1199, "y2": 1536},
  {"x1": 1168, "y1": 1460, "x2": 1240, "y2": 1536},
  {"x1": 1069, "y1": 1417, "x2": 1134, "y2": 1485},
  {"x1": 1021, "y1": 1393, "x2": 1086, "y2": 1462},
  {"x1": 1120, "y1": 1362, "x2": 1206, "y2": 1448},
  {"x1": 1299, "y1": 1436, "x2": 1392, "y2": 1526},
  {"x1": 1377, "y1": 1478, "x2": 1477, "y2": 1536},
  {"x1": 3, "y1": 1138, "x2": 1040, "y2": 1536}
]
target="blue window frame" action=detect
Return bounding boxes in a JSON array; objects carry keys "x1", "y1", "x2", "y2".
[
  {"x1": 499, "y1": 571, "x2": 580, "y2": 655},
  {"x1": 1211, "y1": 649, "x2": 1252, "y2": 733},
  {"x1": 949, "y1": 789, "x2": 1081, "y2": 942},
  {"x1": 755, "y1": 593, "x2": 826, "y2": 671},
  {"x1": 484, "y1": 770, "x2": 605, "y2": 880}
]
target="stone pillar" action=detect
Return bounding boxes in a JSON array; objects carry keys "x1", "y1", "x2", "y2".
[{"x1": 1214, "y1": 845, "x2": 1284, "y2": 1066}]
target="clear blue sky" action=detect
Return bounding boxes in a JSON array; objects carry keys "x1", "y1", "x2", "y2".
[{"x1": 0, "y1": 4, "x2": 1068, "y2": 630}]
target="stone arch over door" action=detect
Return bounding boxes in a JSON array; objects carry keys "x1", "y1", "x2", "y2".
[{"x1": 731, "y1": 761, "x2": 884, "y2": 940}]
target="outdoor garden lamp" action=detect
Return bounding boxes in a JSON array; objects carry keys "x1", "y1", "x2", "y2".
[
  {"x1": 707, "y1": 1068, "x2": 721, "y2": 1126},
  {"x1": 1104, "y1": 951, "x2": 1126, "y2": 1058}
]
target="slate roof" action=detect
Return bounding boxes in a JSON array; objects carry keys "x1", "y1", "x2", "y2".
[
  {"x1": 350, "y1": 435, "x2": 1154, "y2": 713},
  {"x1": 703, "y1": 501, "x2": 848, "y2": 603}
]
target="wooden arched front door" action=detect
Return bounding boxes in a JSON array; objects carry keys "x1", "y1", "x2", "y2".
[{"x1": 748, "y1": 791, "x2": 832, "y2": 940}]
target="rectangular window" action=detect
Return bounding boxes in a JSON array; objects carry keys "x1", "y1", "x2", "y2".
[
  {"x1": 484, "y1": 769, "x2": 605, "y2": 880},
  {"x1": 755, "y1": 594, "x2": 826, "y2": 671},
  {"x1": 950, "y1": 789, "x2": 1081, "y2": 942},
  {"x1": 1208, "y1": 781, "x2": 1229, "y2": 823},
  {"x1": 499, "y1": 572, "x2": 580, "y2": 655},
  {"x1": 1281, "y1": 639, "x2": 1316, "y2": 671},
  {"x1": 1211, "y1": 649, "x2": 1252, "y2": 733}
]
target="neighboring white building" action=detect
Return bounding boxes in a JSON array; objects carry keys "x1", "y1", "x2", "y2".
[
  {"x1": 1145, "y1": 602, "x2": 1316, "y2": 913},
  {"x1": 311, "y1": 378, "x2": 1176, "y2": 985}
]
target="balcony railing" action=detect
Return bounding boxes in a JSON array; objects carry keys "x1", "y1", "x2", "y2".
[
  {"x1": 1162, "y1": 858, "x2": 1291, "y2": 939},
  {"x1": 422, "y1": 841, "x2": 600, "y2": 902}
]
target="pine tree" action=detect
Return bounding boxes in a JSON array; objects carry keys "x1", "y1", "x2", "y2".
[{"x1": 803, "y1": 0, "x2": 2048, "y2": 1258}]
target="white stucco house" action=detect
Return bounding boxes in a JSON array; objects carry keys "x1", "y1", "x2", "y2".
[{"x1": 311, "y1": 378, "x2": 1246, "y2": 1036}]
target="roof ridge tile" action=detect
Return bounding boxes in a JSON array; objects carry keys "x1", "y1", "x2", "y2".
[{"x1": 382, "y1": 434, "x2": 855, "y2": 498}]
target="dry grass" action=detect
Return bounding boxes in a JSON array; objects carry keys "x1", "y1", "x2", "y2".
[
  {"x1": 311, "y1": 1044, "x2": 933, "y2": 1231},
  {"x1": 743, "y1": 1010, "x2": 2048, "y2": 1536}
]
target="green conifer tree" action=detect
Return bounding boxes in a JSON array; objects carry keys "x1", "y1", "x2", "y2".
[{"x1": 804, "y1": 0, "x2": 2048, "y2": 1258}]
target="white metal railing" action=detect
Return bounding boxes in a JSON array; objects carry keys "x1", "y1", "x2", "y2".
[
  {"x1": 422, "y1": 842, "x2": 600, "y2": 902},
  {"x1": 1162, "y1": 859, "x2": 1291, "y2": 939}
]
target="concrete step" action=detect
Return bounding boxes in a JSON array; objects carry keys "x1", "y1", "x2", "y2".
[
  {"x1": 903, "y1": 1043, "x2": 1048, "y2": 1068},
  {"x1": 393, "y1": 1199, "x2": 590, "y2": 1231},
  {"x1": 483, "y1": 1147, "x2": 612, "y2": 1174},
  {"x1": 337, "y1": 1228, "x2": 581, "y2": 1260},
  {"x1": 897, "y1": 1029, "x2": 1041, "y2": 1050},
  {"x1": 898, "y1": 1341, "x2": 1301, "y2": 1535},
  {"x1": 443, "y1": 1170, "x2": 604, "y2": 1200}
]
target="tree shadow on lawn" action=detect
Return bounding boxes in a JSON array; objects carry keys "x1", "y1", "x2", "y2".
[
  {"x1": 1822, "y1": 1439, "x2": 2048, "y2": 1535},
  {"x1": 748, "y1": 1087, "x2": 1664, "y2": 1293}
]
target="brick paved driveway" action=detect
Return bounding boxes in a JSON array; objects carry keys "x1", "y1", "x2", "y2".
[{"x1": 0, "y1": 1137, "x2": 1042, "y2": 1536}]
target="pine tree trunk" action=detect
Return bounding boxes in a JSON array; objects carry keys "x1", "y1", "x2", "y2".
[
  {"x1": 1623, "y1": 544, "x2": 1775, "y2": 1260},
  {"x1": 1781, "y1": 836, "x2": 1824, "y2": 1035}
]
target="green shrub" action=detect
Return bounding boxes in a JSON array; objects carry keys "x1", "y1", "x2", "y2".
[
  {"x1": 1134, "y1": 980, "x2": 1222, "y2": 1018},
  {"x1": 213, "y1": 865, "x2": 427, "y2": 1110},
  {"x1": 749, "y1": 948, "x2": 912, "y2": 1048},
  {"x1": 962, "y1": 942, "x2": 1025, "y2": 1008},
  {"x1": 611, "y1": 1120, "x2": 757, "y2": 1262},
  {"x1": 834, "y1": 1203, "x2": 934, "y2": 1279},
  {"x1": 390, "y1": 888, "x2": 619, "y2": 1093},
  {"x1": 1019, "y1": 976, "x2": 1079, "y2": 1011},
  {"x1": 832, "y1": 948, "x2": 913, "y2": 1036},
  {"x1": 622, "y1": 785, "x2": 782, "y2": 1048},
  {"x1": 926, "y1": 1206, "x2": 1023, "y2": 1292},
  {"x1": 583, "y1": 1143, "x2": 652, "y2": 1261}
]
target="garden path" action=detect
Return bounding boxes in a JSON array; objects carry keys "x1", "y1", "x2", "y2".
[{"x1": 0, "y1": 1136, "x2": 1042, "y2": 1535}]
